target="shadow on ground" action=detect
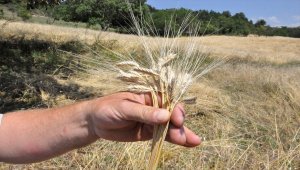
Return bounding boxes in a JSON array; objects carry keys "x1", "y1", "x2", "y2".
[
  {"x1": 0, "y1": 72, "x2": 98, "y2": 113},
  {"x1": 0, "y1": 37, "x2": 98, "y2": 113}
]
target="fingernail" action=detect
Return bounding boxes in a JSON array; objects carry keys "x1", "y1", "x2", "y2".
[{"x1": 155, "y1": 109, "x2": 169, "y2": 123}]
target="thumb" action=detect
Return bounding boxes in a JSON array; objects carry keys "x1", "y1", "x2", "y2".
[{"x1": 119, "y1": 101, "x2": 170, "y2": 125}]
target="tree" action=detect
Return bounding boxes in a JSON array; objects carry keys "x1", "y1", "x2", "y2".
[
  {"x1": 255, "y1": 19, "x2": 266, "y2": 27},
  {"x1": 2, "y1": 0, "x2": 297, "y2": 38},
  {"x1": 233, "y1": 12, "x2": 247, "y2": 21},
  {"x1": 0, "y1": 8, "x2": 3, "y2": 18},
  {"x1": 51, "y1": 0, "x2": 148, "y2": 30},
  {"x1": 27, "y1": 0, "x2": 61, "y2": 9},
  {"x1": 222, "y1": 11, "x2": 231, "y2": 18},
  {"x1": 197, "y1": 10, "x2": 210, "y2": 21}
]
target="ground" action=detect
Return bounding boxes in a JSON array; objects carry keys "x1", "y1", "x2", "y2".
[{"x1": 0, "y1": 19, "x2": 300, "y2": 169}]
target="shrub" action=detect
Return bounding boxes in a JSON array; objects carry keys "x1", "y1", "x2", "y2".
[
  {"x1": 17, "y1": 4, "x2": 31, "y2": 20},
  {"x1": 0, "y1": 8, "x2": 4, "y2": 19}
]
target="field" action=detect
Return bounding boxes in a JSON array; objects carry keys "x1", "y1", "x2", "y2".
[{"x1": 1, "y1": 20, "x2": 300, "y2": 169}]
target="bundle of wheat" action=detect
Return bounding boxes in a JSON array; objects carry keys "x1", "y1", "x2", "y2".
[
  {"x1": 59, "y1": 3, "x2": 224, "y2": 169},
  {"x1": 109, "y1": 3, "x2": 225, "y2": 169}
]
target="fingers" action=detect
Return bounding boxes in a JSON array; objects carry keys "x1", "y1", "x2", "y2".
[
  {"x1": 170, "y1": 103, "x2": 185, "y2": 127},
  {"x1": 96, "y1": 123, "x2": 153, "y2": 142},
  {"x1": 119, "y1": 97, "x2": 185, "y2": 127},
  {"x1": 121, "y1": 92, "x2": 160, "y2": 106},
  {"x1": 141, "y1": 93, "x2": 185, "y2": 127},
  {"x1": 167, "y1": 125, "x2": 201, "y2": 147},
  {"x1": 118, "y1": 100, "x2": 170, "y2": 125},
  {"x1": 115, "y1": 92, "x2": 200, "y2": 147},
  {"x1": 141, "y1": 93, "x2": 162, "y2": 106},
  {"x1": 139, "y1": 93, "x2": 186, "y2": 128}
]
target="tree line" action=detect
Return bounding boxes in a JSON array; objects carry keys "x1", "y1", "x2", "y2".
[{"x1": 1, "y1": 0, "x2": 300, "y2": 38}]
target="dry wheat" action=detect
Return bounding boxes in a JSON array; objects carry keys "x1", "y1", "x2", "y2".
[{"x1": 110, "y1": 2, "x2": 225, "y2": 169}]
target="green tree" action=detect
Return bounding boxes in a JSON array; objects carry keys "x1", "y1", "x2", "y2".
[
  {"x1": 16, "y1": 1, "x2": 32, "y2": 20},
  {"x1": 255, "y1": 19, "x2": 266, "y2": 27},
  {"x1": 51, "y1": 0, "x2": 147, "y2": 30},
  {"x1": 222, "y1": 11, "x2": 231, "y2": 18},
  {"x1": 150, "y1": 8, "x2": 197, "y2": 36},
  {"x1": 0, "y1": 8, "x2": 4, "y2": 18}
]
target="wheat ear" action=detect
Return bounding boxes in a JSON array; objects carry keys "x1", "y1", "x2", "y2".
[{"x1": 115, "y1": 2, "x2": 225, "y2": 168}]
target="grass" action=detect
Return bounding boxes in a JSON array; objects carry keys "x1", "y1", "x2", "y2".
[
  {"x1": 0, "y1": 20, "x2": 300, "y2": 169},
  {"x1": 0, "y1": 4, "x2": 96, "y2": 29}
]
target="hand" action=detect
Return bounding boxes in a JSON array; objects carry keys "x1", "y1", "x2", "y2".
[
  {"x1": 88, "y1": 92, "x2": 201, "y2": 147},
  {"x1": 0, "y1": 92, "x2": 201, "y2": 164}
]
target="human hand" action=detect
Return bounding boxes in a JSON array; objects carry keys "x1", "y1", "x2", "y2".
[{"x1": 87, "y1": 92, "x2": 201, "y2": 147}]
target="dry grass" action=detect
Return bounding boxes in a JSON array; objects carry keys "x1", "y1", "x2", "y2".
[
  {"x1": 0, "y1": 20, "x2": 300, "y2": 169},
  {"x1": 1, "y1": 20, "x2": 299, "y2": 64}
]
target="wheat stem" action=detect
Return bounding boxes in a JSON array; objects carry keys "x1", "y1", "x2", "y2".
[{"x1": 148, "y1": 82, "x2": 173, "y2": 170}]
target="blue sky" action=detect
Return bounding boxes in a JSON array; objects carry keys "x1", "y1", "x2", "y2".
[{"x1": 147, "y1": 0, "x2": 300, "y2": 27}]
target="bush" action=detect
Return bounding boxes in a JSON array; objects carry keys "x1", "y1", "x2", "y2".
[
  {"x1": 0, "y1": 8, "x2": 4, "y2": 19},
  {"x1": 17, "y1": 5, "x2": 31, "y2": 20}
]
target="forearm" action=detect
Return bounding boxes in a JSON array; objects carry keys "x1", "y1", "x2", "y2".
[{"x1": 0, "y1": 100, "x2": 98, "y2": 164}]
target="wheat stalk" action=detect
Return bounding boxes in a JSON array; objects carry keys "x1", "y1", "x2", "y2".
[
  {"x1": 113, "y1": 36, "x2": 222, "y2": 170},
  {"x1": 114, "y1": 3, "x2": 226, "y2": 169},
  {"x1": 60, "y1": 2, "x2": 224, "y2": 169}
]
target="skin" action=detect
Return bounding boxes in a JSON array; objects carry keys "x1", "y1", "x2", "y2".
[{"x1": 0, "y1": 92, "x2": 201, "y2": 164}]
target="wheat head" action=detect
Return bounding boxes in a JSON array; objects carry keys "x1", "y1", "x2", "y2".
[{"x1": 111, "y1": 2, "x2": 225, "y2": 169}]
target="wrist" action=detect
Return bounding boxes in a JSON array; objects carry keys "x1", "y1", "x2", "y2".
[
  {"x1": 84, "y1": 97, "x2": 107, "y2": 139},
  {"x1": 76, "y1": 100, "x2": 100, "y2": 140},
  {"x1": 56, "y1": 100, "x2": 99, "y2": 150},
  {"x1": 82, "y1": 98, "x2": 106, "y2": 139}
]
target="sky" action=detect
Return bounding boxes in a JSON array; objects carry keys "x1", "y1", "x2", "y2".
[{"x1": 147, "y1": 0, "x2": 300, "y2": 27}]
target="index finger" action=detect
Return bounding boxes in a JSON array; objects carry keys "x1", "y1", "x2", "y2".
[{"x1": 125, "y1": 92, "x2": 185, "y2": 126}]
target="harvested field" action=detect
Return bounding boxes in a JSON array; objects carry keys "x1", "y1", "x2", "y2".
[{"x1": 1, "y1": 20, "x2": 300, "y2": 169}]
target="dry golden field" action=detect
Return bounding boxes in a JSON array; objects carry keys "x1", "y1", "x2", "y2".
[{"x1": 1, "y1": 20, "x2": 300, "y2": 169}]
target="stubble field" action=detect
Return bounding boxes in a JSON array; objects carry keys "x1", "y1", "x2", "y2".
[{"x1": 0, "y1": 20, "x2": 300, "y2": 169}]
